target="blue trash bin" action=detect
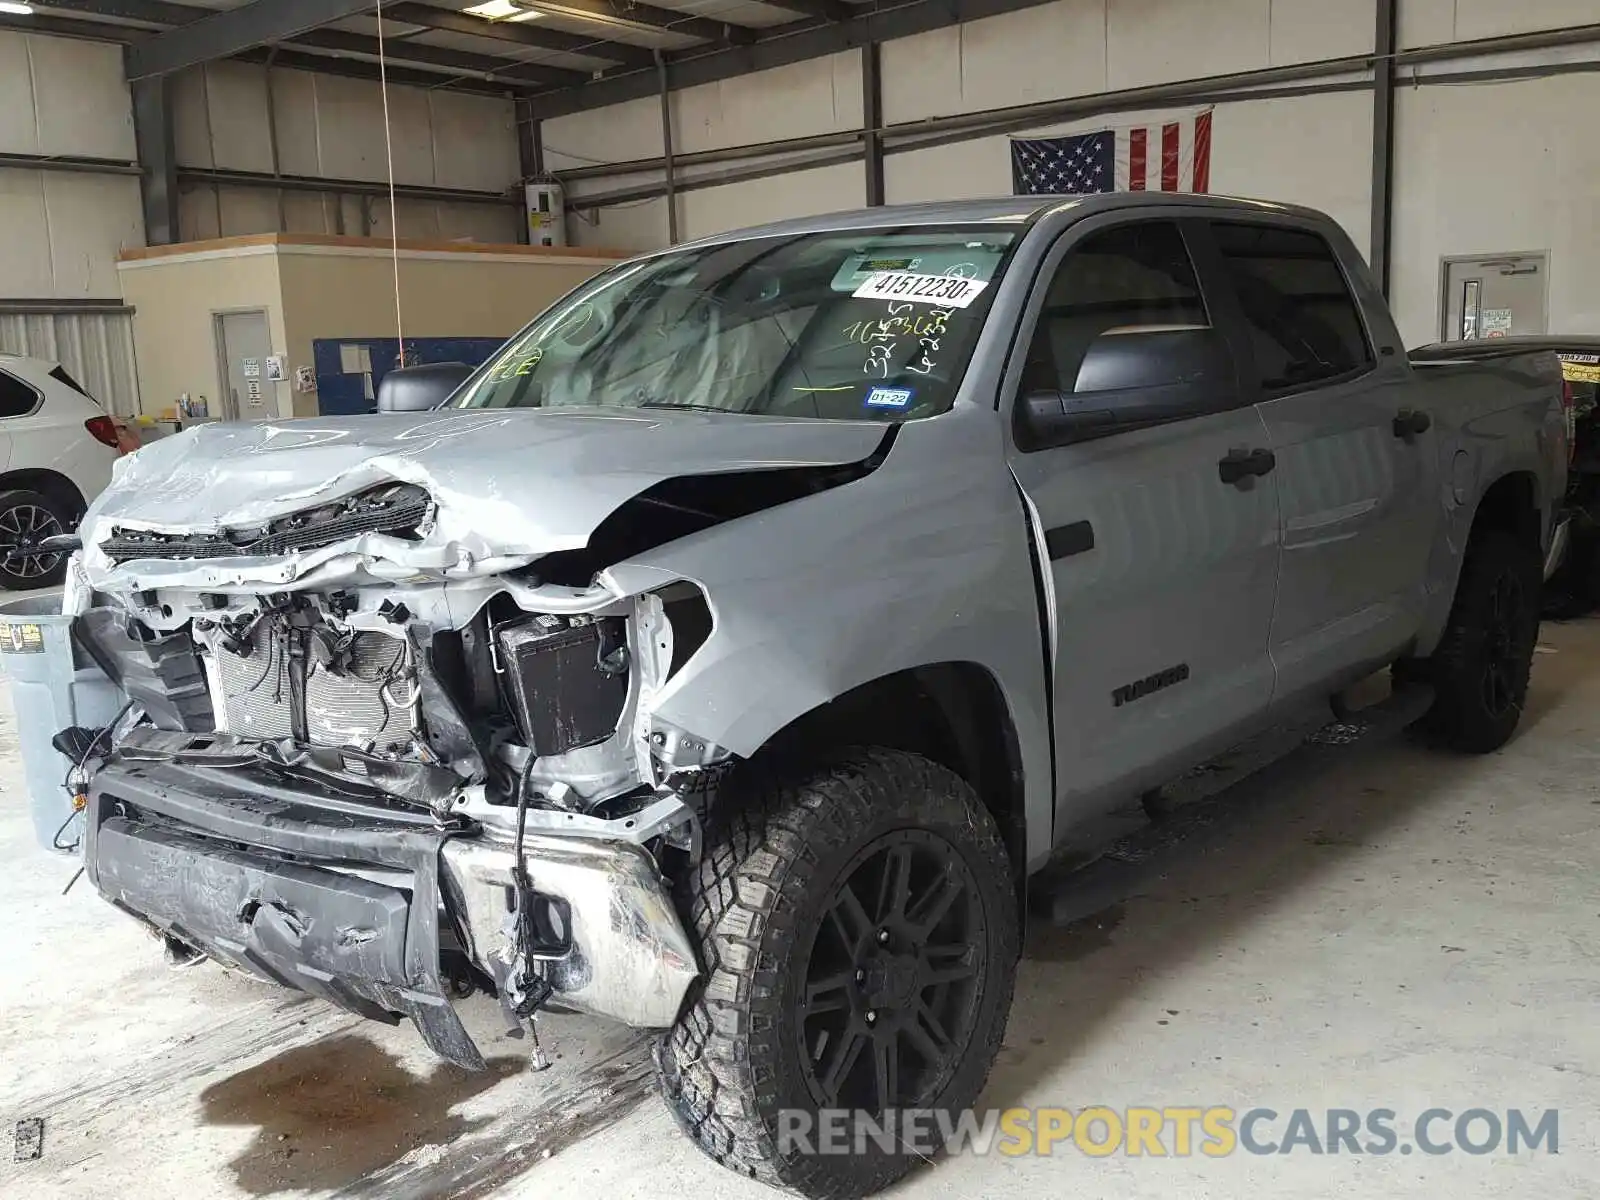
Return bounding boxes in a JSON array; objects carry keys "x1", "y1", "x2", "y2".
[{"x1": 0, "y1": 594, "x2": 123, "y2": 853}]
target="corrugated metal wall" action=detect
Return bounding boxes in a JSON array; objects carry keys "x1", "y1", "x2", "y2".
[
  {"x1": 0, "y1": 32, "x2": 144, "y2": 300},
  {"x1": 172, "y1": 61, "x2": 520, "y2": 245},
  {"x1": 0, "y1": 309, "x2": 141, "y2": 417}
]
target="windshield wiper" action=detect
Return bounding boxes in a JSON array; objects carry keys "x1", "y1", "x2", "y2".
[{"x1": 637, "y1": 401, "x2": 742, "y2": 414}]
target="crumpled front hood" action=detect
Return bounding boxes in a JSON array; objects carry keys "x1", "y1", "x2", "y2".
[{"x1": 81, "y1": 407, "x2": 886, "y2": 590}]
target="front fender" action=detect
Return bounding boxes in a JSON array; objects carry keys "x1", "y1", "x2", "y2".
[{"x1": 607, "y1": 408, "x2": 1056, "y2": 869}]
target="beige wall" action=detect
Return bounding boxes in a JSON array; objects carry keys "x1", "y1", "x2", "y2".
[
  {"x1": 275, "y1": 246, "x2": 623, "y2": 417},
  {"x1": 116, "y1": 247, "x2": 286, "y2": 420},
  {"x1": 117, "y1": 236, "x2": 628, "y2": 421}
]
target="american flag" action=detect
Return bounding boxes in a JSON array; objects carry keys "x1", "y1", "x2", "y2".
[{"x1": 1011, "y1": 111, "x2": 1213, "y2": 196}]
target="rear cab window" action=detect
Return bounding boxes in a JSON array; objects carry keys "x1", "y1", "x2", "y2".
[{"x1": 1209, "y1": 222, "x2": 1374, "y2": 393}]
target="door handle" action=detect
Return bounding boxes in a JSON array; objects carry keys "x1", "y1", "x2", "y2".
[
  {"x1": 1218, "y1": 447, "x2": 1276, "y2": 486},
  {"x1": 1393, "y1": 409, "x2": 1432, "y2": 438}
]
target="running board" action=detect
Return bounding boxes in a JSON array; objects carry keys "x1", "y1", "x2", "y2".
[{"x1": 1030, "y1": 682, "x2": 1435, "y2": 927}]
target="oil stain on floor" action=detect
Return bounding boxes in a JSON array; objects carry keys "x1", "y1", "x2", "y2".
[{"x1": 198, "y1": 1033, "x2": 524, "y2": 1195}]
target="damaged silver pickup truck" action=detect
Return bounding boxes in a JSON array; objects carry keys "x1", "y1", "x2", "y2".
[{"x1": 65, "y1": 195, "x2": 1564, "y2": 1198}]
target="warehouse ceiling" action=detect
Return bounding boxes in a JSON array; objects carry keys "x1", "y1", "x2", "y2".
[{"x1": 2, "y1": 0, "x2": 1063, "y2": 116}]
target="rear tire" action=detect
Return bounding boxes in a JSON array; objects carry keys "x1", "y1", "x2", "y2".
[
  {"x1": 655, "y1": 747, "x2": 1018, "y2": 1199},
  {"x1": 1403, "y1": 528, "x2": 1542, "y2": 753},
  {"x1": 0, "y1": 489, "x2": 71, "y2": 590}
]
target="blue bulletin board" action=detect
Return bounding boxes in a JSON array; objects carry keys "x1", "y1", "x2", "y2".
[{"x1": 312, "y1": 337, "x2": 506, "y2": 415}]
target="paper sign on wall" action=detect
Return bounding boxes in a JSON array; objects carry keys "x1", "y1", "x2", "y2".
[
  {"x1": 1480, "y1": 308, "x2": 1513, "y2": 338},
  {"x1": 246, "y1": 379, "x2": 263, "y2": 405},
  {"x1": 265, "y1": 355, "x2": 286, "y2": 382},
  {"x1": 339, "y1": 344, "x2": 374, "y2": 375},
  {"x1": 242, "y1": 358, "x2": 260, "y2": 378}
]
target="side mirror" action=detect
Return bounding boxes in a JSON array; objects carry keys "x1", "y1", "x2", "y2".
[
  {"x1": 376, "y1": 362, "x2": 475, "y2": 413},
  {"x1": 1018, "y1": 326, "x2": 1234, "y2": 448}
]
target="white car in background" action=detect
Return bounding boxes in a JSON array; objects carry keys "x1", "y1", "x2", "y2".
[{"x1": 0, "y1": 355, "x2": 126, "y2": 589}]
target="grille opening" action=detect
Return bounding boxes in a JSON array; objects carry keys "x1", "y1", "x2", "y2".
[{"x1": 101, "y1": 483, "x2": 431, "y2": 564}]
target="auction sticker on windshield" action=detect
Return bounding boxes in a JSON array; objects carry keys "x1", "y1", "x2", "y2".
[{"x1": 854, "y1": 271, "x2": 990, "y2": 308}]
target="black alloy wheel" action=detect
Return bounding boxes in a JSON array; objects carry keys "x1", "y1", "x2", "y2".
[
  {"x1": 0, "y1": 489, "x2": 71, "y2": 589},
  {"x1": 797, "y1": 830, "x2": 986, "y2": 1115}
]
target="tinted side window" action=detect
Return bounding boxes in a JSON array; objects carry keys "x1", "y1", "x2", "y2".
[
  {"x1": 1211, "y1": 222, "x2": 1374, "y2": 392},
  {"x1": 0, "y1": 371, "x2": 39, "y2": 419},
  {"x1": 1023, "y1": 221, "x2": 1208, "y2": 394}
]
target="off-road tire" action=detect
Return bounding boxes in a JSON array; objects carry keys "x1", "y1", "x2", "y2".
[
  {"x1": 0, "y1": 488, "x2": 71, "y2": 590},
  {"x1": 655, "y1": 747, "x2": 1019, "y2": 1199},
  {"x1": 1403, "y1": 527, "x2": 1542, "y2": 753}
]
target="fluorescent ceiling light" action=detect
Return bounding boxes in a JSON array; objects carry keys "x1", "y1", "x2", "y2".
[
  {"x1": 514, "y1": 1, "x2": 661, "y2": 33},
  {"x1": 464, "y1": 0, "x2": 543, "y2": 19},
  {"x1": 0, "y1": 3, "x2": 35, "y2": 14}
]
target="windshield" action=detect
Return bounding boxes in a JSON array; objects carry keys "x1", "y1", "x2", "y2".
[{"x1": 450, "y1": 225, "x2": 1019, "y2": 421}]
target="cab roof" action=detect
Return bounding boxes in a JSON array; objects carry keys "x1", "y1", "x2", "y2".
[{"x1": 667, "y1": 192, "x2": 1328, "y2": 254}]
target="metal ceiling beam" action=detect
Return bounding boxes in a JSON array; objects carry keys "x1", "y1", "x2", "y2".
[
  {"x1": 530, "y1": 0, "x2": 1058, "y2": 116},
  {"x1": 290, "y1": 26, "x2": 587, "y2": 87},
  {"x1": 1393, "y1": 20, "x2": 1600, "y2": 66},
  {"x1": 1369, "y1": 0, "x2": 1396, "y2": 295},
  {"x1": 523, "y1": 0, "x2": 757, "y2": 45},
  {"x1": 129, "y1": 72, "x2": 179, "y2": 244},
  {"x1": 0, "y1": 9, "x2": 138, "y2": 40},
  {"x1": 762, "y1": 0, "x2": 856, "y2": 21},
  {"x1": 176, "y1": 164, "x2": 513, "y2": 205},
  {"x1": 861, "y1": 39, "x2": 882, "y2": 205},
  {"x1": 569, "y1": 144, "x2": 859, "y2": 207},
  {"x1": 40, "y1": 0, "x2": 589, "y2": 86},
  {"x1": 388, "y1": 3, "x2": 659, "y2": 70},
  {"x1": 125, "y1": 0, "x2": 380, "y2": 79},
  {"x1": 234, "y1": 44, "x2": 523, "y2": 95},
  {"x1": 528, "y1": 2, "x2": 1600, "y2": 120},
  {"x1": 515, "y1": 96, "x2": 544, "y2": 176},
  {"x1": 31, "y1": 0, "x2": 196, "y2": 23},
  {"x1": 0, "y1": 151, "x2": 142, "y2": 175}
]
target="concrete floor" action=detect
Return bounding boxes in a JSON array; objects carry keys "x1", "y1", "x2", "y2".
[{"x1": 2, "y1": 621, "x2": 1598, "y2": 1199}]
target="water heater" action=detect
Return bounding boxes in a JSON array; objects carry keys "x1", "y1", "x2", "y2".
[{"x1": 525, "y1": 180, "x2": 567, "y2": 248}]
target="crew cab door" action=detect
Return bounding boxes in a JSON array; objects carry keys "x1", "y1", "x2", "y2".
[
  {"x1": 1002, "y1": 215, "x2": 1283, "y2": 830},
  {"x1": 1196, "y1": 219, "x2": 1440, "y2": 705}
]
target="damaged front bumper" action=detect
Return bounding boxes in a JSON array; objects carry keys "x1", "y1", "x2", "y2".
[
  {"x1": 83, "y1": 743, "x2": 700, "y2": 1069},
  {"x1": 63, "y1": 445, "x2": 751, "y2": 1068}
]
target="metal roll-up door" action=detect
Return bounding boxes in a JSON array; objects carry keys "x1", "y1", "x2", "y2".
[{"x1": 0, "y1": 305, "x2": 141, "y2": 417}]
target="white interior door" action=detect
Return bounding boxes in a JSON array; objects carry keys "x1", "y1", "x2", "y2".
[
  {"x1": 1441, "y1": 254, "x2": 1548, "y2": 342},
  {"x1": 214, "y1": 310, "x2": 273, "y2": 421}
]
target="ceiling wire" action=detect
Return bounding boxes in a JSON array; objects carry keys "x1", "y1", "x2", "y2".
[{"x1": 374, "y1": 0, "x2": 407, "y2": 362}]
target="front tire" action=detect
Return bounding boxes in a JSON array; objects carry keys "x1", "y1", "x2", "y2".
[
  {"x1": 1405, "y1": 527, "x2": 1542, "y2": 753},
  {"x1": 655, "y1": 748, "x2": 1018, "y2": 1199}
]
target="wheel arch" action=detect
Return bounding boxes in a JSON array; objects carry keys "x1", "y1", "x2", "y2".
[
  {"x1": 0, "y1": 469, "x2": 88, "y2": 523},
  {"x1": 755, "y1": 662, "x2": 1030, "y2": 889},
  {"x1": 1468, "y1": 469, "x2": 1543, "y2": 550},
  {"x1": 1416, "y1": 467, "x2": 1544, "y2": 658}
]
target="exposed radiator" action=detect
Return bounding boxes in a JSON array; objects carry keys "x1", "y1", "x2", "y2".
[
  {"x1": 212, "y1": 619, "x2": 294, "y2": 740},
  {"x1": 305, "y1": 633, "x2": 416, "y2": 749},
  {"x1": 209, "y1": 618, "x2": 418, "y2": 750}
]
